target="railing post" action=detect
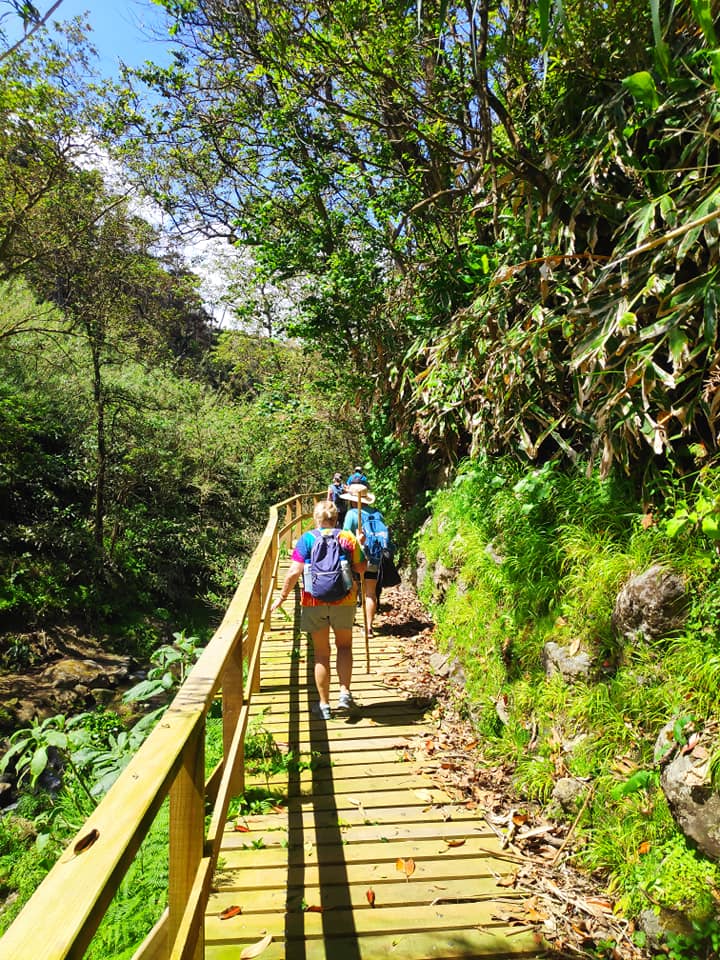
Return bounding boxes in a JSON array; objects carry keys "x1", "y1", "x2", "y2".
[
  {"x1": 221, "y1": 630, "x2": 244, "y2": 798},
  {"x1": 283, "y1": 505, "x2": 293, "y2": 550},
  {"x1": 294, "y1": 496, "x2": 303, "y2": 542},
  {"x1": 169, "y1": 721, "x2": 205, "y2": 960},
  {"x1": 247, "y1": 582, "x2": 262, "y2": 695}
]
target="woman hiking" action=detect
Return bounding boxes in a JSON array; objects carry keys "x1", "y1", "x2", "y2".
[{"x1": 272, "y1": 500, "x2": 366, "y2": 719}]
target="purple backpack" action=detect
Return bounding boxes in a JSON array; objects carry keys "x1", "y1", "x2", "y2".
[{"x1": 305, "y1": 530, "x2": 351, "y2": 601}]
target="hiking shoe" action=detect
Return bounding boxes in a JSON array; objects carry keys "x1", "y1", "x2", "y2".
[
  {"x1": 336, "y1": 690, "x2": 356, "y2": 711},
  {"x1": 312, "y1": 702, "x2": 332, "y2": 721}
]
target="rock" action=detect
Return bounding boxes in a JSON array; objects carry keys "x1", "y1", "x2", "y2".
[
  {"x1": 654, "y1": 720, "x2": 679, "y2": 766},
  {"x1": 14, "y1": 700, "x2": 37, "y2": 726},
  {"x1": 448, "y1": 658, "x2": 466, "y2": 687},
  {"x1": 91, "y1": 687, "x2": 116, "y2": 706},
  {"x1": 432, "y1": 560, "x2": 455, "y2": 601},
  {"x1": 550, "y1": 777, "x2": 587, "y2": 811},
  {"x1": 415, "y1": 550, "x2": 428, "y2": 593},
  {"x1": 42, "y1": 657, "x2": 131, "y2": 691},
  {"x1": 638, "y1": 908, "x2": 694, "y2": 951},
  {"x1": 561, "y1": 733, "x2": 588, "y2": 754},
  {"x1": 485, "y1": 541, "x2": 503, "y2": 564},
  {"x1": 612, "y1": 564, "x2": 687, "y2": 642},
  {"x1": 542, "y1": 642, "x2": 592, "y2": 682},
  {"x1": 429, "y1": 652, "x2": 451, "y2": 677},
  {"x1": 660, "y1": 740, "x2": 720, "y2": 860}
]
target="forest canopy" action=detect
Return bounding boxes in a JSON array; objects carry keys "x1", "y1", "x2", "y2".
[{"x1": 108, "y1": 0, "x2": 720, "y2": 488}]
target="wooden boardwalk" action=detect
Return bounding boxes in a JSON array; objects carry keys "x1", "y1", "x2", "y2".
[{"x1": 205, "y1": 565, "x2": 544, "y2": 959}]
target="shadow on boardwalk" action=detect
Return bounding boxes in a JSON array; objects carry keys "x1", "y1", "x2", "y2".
[{"x1": 204, "y1": 574, "x2": 545, "y2": 960}]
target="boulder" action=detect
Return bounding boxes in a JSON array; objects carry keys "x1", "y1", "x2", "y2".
[
  {"x1": 428, "y1": 651, "x2": 466, "y2": 686},
  {"x1": 550, "y1": 777, "x2": 588, "y2": 812},
  {"x1": 638, "y1": 908, "x2": 694, "y2": 951},
  {"x1": 612, "y1": 565, "x2": 686, "y2": 642},
  {"x1": 415, "y1": 550, "x2": 429, "y2": 593},
  {"x1": 660, "y1": 739, "x2": 720, "y2": 860},
  {"x1": 432, "y1": 560, "x2": 455, "y2": 601},
  {"x1": 542, "y1": 642, "x2": 592, "y2": 682}
]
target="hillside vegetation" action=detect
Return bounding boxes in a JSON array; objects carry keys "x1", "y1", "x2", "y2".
[
  {"x1": 418, "y1": 458, "x2": 720, "y2": 951},
  {"x1": 1, "y1": 1, "x2": 720, "y2": 955}
]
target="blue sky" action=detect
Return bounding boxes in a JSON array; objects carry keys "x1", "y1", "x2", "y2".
[{"x1": 23, "y1": 0, "x2": 176, "y2": 75}]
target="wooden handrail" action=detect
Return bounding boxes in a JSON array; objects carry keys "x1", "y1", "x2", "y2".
[{"x1": 0, "y1": 491, "x2": 323, "y2": 960}]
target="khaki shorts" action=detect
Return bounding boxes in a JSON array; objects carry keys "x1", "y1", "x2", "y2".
[{"x1": 301, "y1": 603, "x2": 356, "y2": 633}]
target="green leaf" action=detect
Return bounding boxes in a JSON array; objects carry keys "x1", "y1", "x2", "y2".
[
  {"x1": 701, "y1": 514, "x2": 720, "y2": 539},
  {"x1": 537, "y1": 0, "x2": 551, "y2": 46},
  {"x1": 691, "y1": 0, "x2": 717, "y2": 45},
  {"x1": 44, "y1": 730, "x2": 68, "y2": 749},
  {"x1": 29, "y1": 746, "x2": 48, "y2": 784},
  {"x1": 665, "y1": 513, "x2": 691, "y2": 537},
  {"x1": 610, "y1": 769, "x2": 657, "y2": 800},
  {"x1": 704, "y1": 287, "x2": 718, "y2": 344},
  {"x1": 668, "y1": 327, "x2": 688, "y2": 367},
  {"x1": 622, "y1": 71, "x2": 660, "y2": 111},
  {"x1": 673, "y1": 716, "x2": 693, "y2": 745}
]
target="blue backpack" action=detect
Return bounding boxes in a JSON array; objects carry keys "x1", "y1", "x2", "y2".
[
  {"x1": 362, "y1": 510, "x2": 391, "y2": 565},
  {"x1": 305, "y1": 530, "x2": 352, "y2": 602}
]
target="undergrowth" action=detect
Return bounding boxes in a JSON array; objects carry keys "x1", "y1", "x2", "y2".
[{"x1": 419, "y1": 455, "x2": 720, "y2": 939}]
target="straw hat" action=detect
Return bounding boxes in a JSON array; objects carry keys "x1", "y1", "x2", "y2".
[{"x1": 340, "y1": 482, "x2": 376, "y2": 505}]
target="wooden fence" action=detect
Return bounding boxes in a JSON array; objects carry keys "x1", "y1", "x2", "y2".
[{"x1": 0, "y1": 492, "x2": 323, "y2": 960}]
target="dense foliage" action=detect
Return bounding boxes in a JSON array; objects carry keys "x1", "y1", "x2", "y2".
[
  {"x1": 111, "y1": 0, "x2": 720, "y2": 489},
  {"x1": 418, "y1": 459, "x2": 720, "y2": 934},
  {"x1": 0, "y1": 20, "x2": 363, "y2": 642},
  {"x1": 3, "y1": 1, "x2": 720, "y2": 953}
]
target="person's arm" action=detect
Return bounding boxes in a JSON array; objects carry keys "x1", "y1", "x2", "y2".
[{"x1": 271, "y1": 560, "x2": 304, "y2": 612}]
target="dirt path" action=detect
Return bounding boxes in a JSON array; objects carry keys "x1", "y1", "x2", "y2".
[{"x1": 374, "y1": 585, "x2": 649, "y2": 960}]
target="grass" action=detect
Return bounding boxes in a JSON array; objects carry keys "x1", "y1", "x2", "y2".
[{"x1": 419, "y1": 455, "x2": 720, "y2": 928}]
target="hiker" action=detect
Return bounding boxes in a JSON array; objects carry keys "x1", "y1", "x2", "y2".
[
  {"x1": 327, "y1": 472, "x2": 347, "y2": 527},
  {"x1": 346, "y1": 465, "x2": 368, "y2": 485},
  {"x1": 271, "y1": 500, "x2": 366, "y2": 719},
  {"x1": 342, "y1": 483, "x2": 392, "y2": 636}
]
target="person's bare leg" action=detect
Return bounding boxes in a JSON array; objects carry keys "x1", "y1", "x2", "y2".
[
  {"x1": 312, "y1": 626, "x2": 331, "y2": 705},
  {"x1": 364, "y1": 578, "x2": 378, "y2": 632},
  {"x1": 334, "y1": 627, "x2": 353, "y2": 695}
]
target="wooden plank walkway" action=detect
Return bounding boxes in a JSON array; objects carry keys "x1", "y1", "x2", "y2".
[{"x1": 205, "y1": 563, "x2": 545, "y2": 959}]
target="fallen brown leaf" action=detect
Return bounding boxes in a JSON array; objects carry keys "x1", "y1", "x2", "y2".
[
  {"x1": 396, "y1": 857, "x2": 416, "y2": 879},
  {"x1": 585, "y1": 896, "x2": 614, "y2": 914},
  {"x1": 219, "y1": 905, "x2": 242, "y2": 920}
]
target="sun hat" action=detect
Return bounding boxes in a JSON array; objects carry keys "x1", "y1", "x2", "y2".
[{"x1": 340, "y1": 483, "x2": 376, "y2": 505}]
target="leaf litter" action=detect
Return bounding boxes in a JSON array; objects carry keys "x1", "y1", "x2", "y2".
[{"x1": 375, "y1": 585, "x2": 651, "y2": 958}]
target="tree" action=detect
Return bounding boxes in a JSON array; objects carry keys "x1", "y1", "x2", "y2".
[{"x1": 109, "y1": 1, "x2": 720, "y2": 489}]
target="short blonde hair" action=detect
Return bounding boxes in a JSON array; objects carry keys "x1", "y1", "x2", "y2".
[{"x1": 314, "y1": 499, "x2": 338, "y2": 527}]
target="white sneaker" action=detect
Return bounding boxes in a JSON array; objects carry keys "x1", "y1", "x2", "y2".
[{"x1": 337, "y1": 690, "x2": 356, "y2": 711}]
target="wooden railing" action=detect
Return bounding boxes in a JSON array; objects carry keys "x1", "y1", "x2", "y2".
[{"x1": 0, "y1": 492, "x2": 324, "y2": 960}]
